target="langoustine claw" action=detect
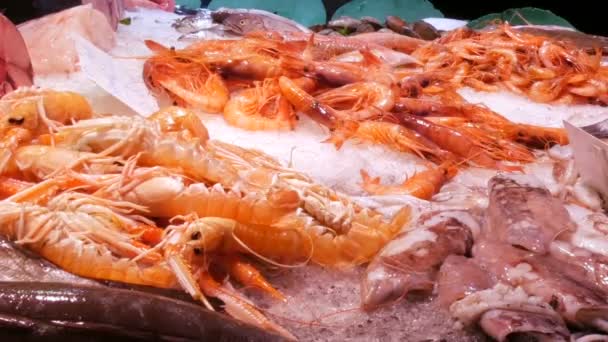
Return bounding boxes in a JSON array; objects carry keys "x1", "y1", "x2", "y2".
[
  {"x1": 0, "y1": 14, "x2": 33, "y2": 97},
  {"x1": 361, "y1": 210, "x2": 478, "y2": 309},
  {"x1": 485, "y1": 174, "x2": 576, "y2": 254}
]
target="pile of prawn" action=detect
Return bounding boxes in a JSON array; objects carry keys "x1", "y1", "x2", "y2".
[
  {"x1": 143, "y1": 24, "x2": 579, "y2": 198},
  {"x1": 0, "y1": 87, "x2": 413, "y2": 340},
  {"x1": 413, "y1": 24, "x2": 608, "y2": 105}
]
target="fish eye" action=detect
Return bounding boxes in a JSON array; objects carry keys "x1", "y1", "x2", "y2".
[{"x1": 239, "y1": 19, "x2": 246, "y2": 25}]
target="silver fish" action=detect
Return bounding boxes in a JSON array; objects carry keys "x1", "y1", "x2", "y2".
[
  {"x1": 172, "y1": 8, "x2": 219, "y2": 34},
  {"x1": 211, "y1": 7, "x2": 312, "y2": 35}
]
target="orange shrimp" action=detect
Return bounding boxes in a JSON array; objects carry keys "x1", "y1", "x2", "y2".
[
  {"x1": 278, "y1": 76, "x2": 339, "y2": 128},
  {"x1": 395, "y1": 113, "x2": 521, "y2": 171},
  {"x1": 198, "y1": 272, "x2": 296, "y2": 340},
  {"x1": 144, "y1": 47, "x2": 229, "y2": 113},
  {"x1": 223, "y1": 78, "x2": 297, "y2": 131},
  {"x1": 326, "y1": 120, "x2": 450, "y2": 162},
  {"x1": 393, "y1": 97, "x2": 464, "y2": 117},
  {"x1": 219, "y1": 255, "x2": 286, "y2": 302},
  {"x1": 315, "y1": 82, "x2": 397, "y2": 121},
  {"x1": 505, "y1": 123, "x2": 569, "y2": 147},
  {"x1": 0, "y1": 193, "x2": 176, "y2": 289},
  {"x1": 0, "y1": 88, "x2": 93, "y2": 136},
  {"x1": 360, "y1": 162, "x2": 457, "y2": 200},
  {"x1": 0, "y1": 127, "x2": 32, "y2": 175},
  {"x1": 148, "y1": 106, "x2": 209, "y2": 142}
]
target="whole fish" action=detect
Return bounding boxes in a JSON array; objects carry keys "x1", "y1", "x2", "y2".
[
  {"x1": 172, "y1": 8, "x2": 219, "y2": 34},
  {"x1": 211, "y1": 8, "x2": 312, "y2": 35}
]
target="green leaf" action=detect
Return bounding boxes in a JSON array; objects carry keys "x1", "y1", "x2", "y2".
[
  {"x1": 208, "y1": 0, "x2": 326, "y2": 27},
  {"x1": 468, "y1": 7, "x2": 575, "y2": 30},
  {"x1": 332, "y1": 0, "x2": 443, "y2": 23},
  {"x1": 119, "y1": 17, "x2": 132, "y2": 26}
]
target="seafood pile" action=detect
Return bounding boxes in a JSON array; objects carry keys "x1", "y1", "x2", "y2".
[
  {"x1": 0, "y1": 88, "x2": 415, "y2": 339},
  {"x1": 360, "y1": 172, "x2": 608, "y2": 341},
  {"x1": 4, "y1": 5, "x2": 608, "y2": 341},
  {"x1": 143, "y1": 23, "x2": 582, "y2": 191}
]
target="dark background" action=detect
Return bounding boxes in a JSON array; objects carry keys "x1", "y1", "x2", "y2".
[{"x1": 2, "y1": 1, "x2": 606, "y2": 36}]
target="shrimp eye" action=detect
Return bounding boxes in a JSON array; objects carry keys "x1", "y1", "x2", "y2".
[
  {"x1": 191, "y1": 231, "x2": 201, "y2": 240},
  {"x1": 239, "y1": 20, "x2": 246, "y2": 25},
  {"x1": 193, "y1": 247, "x2": 202, "y2": 255},
  {"x1": 8, "y1": 117, "x2": 24, "y2": 125}
]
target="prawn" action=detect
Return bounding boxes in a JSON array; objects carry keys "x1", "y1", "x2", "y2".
[
  {"x1": 223, "y1": 78, "x2": 298, "y2": 131},
  {"x1": 326, "y1": 120, "x2": 450, "y2": 162},
  {"x1": 148, "y1": 106, "x2": 209, "y2": 142},
  {"x1": 273, "y1": 205, "x2": 412, "y2": 267},
  {"x1": 0, "y1": 87, "x2": 93, "y2": 136},
  {"x1": 359, "y1": 162, "x2": 457, "y2": 200},
  {"x1": 44, "y1": 116, "x2": 239, "y2": 185},
  {"x1": 0, "y1": 127, "x2": 32, "y2": 175},
  {"x1": 278, "y1": 76, "x2": 339, "y2": 128},
  {"x1": 78, "y1": 165, "x2": 300, "y2": 227},
  {"x1": 314, "y1": 82, "x2": 397, "y2": 121},
  {"x1": 394, "y1": 113, "x2": 521, "y2": 171},
  {"x1": 0, "y1": 192, "x2": 176, "y2": 288},
  {"x1": 218, "y1": 255, "x2": 287, "y2": 302},
  {"x1": 144, "y1": 47, "x2": 229, "y2": 113}
]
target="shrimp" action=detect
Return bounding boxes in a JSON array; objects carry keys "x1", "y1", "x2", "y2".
[
  {"x1": 505, "y1": 123, "x2": 569, "y2": 147},
  {"x1": 223, "y1": 78, "x2": 297, "y2": 131},
  {"x1": 159, "y1": 217, "x2": 301, "y2": 339},
  {"x1": 394, "y1": 113, "x2": 521, "y2": 171},
  {"x1": 0, "y1": 192, "x2": 176, "y2": 288},
  {"x1": 76, "y1": 165, "x2": 300, "y2": 227},
  {"x1": 218, "y1": 255, "x2": 287, "y2": 302},
  {"x1": 327, "y1": 120, "x2": 449, "y2": 161},
  {"x1": 360, "y1": 162, "x2": 457, "y2": 200},
  {"x1": 198, "y1": 273, "x2": 296, "y2": 340},
  {"x1": 315, "y1": 82, "x2": 397, "y2": 121},
  {"x1": 273, "y1": 205, "x2": 411, "y2": 267},
  {"x1": 148, "y1": 106, "x2": 209, "y2": 142},
  {"x1": 45, "y1": 116, "x2": 238, "y2": 184},
  {"x1": 278, "y1": 76, "x2": 339, "y2": 128},
  {"x1": 393, "y1": 97, "x2": 464, "y2": 117},
  {"x1": 144, "y1": 51, "x2": 229, "y2": 113},
  {"x1": 0, "y1": 87, "x2": 93, "y2": 136},
  {"x1": 0, "y1": 127, "x2": 32, "y2": 175},
  {"x1": 14, "y1": 145, "x2": 123, "y2": 181}
]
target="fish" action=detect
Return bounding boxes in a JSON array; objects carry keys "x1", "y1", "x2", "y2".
[
  {"x1": 17, "y1": 4, "x2": 116, "y2": 75},
  {"x1": 211, "y1": 8, "x2": 312, "y2": 35},
  {"x1": 0, "y1": 14, "x2": 33, "y2": 97},
  {"x1": 172, "y1": 8, "x2": 219, "y2": 34},
  {"x1": 0, "y1": 282, "x2": 283, "y2": 341}
]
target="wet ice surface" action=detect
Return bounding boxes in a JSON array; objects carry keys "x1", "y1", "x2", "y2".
[{"x1": 244, "y1": 265, "x2": 488, "y2": 341}]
